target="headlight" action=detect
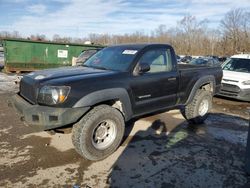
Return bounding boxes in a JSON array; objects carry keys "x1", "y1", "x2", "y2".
[
  {"x1": 37, "y1": 86, "x2": 70, "y2": 105},
  {"x1": 242, "y1": 80, "x2": 250, "y2": 85}
]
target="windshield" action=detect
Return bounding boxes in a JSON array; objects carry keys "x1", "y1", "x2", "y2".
[
  {"x1": 77, "y1": 49, "x2": 99, "y2": 63},
  {"x1": 83, "y1": 47, "x2": 138, "y2": 71},
  {"x1": 222, "y1": 58, "x2": 250, "y2": 73}
]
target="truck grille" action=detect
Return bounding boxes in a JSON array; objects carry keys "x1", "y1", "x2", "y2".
[
  {"x1": 220, "y1": 83, "x2": 240, "y2": 97},
  {"x1": 20, "y1": 78, "x2": 37, "y2": 104}
]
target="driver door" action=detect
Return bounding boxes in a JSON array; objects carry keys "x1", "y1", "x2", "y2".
[{"x1": 130, "y1": 47, "x2": 178, "y2": 116}]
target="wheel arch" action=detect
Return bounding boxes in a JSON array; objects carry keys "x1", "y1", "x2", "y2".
[
  {"x1": 185, "y1": 75, "x2": 215, "y2": 105},
  {"x1": 73, "y1": 88, "x2": 133, "y2": 121}
]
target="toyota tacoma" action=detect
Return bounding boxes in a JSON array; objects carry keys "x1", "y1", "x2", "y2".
[{"x1": 12, "y1": 44, "x2": 222, "y2": 160}]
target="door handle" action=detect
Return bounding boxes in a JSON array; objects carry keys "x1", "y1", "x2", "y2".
[{"x1": 168, "y1": 77, "x2": 176, "y2": 81}]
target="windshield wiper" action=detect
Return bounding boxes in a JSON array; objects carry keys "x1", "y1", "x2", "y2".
[
  {"x1": 82, "y1": 64, "x2": 112, "y2": 71},
  {"x1": 82, "y1": 64, "x2": 90, "y2": 68},
  {"x1": 89, "y1": 65, "x2": 111, "y2": 71}
]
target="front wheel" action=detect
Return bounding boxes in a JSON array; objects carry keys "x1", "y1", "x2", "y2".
[
  {"x1": 181, "y1": 89, "x2": 212, "y2": 124},
  {"x1": 72, "y1": 105, "x2": 125, "y2": 161}
]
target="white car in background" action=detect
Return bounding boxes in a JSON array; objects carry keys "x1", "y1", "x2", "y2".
[{"x1": 219, "y1": 54, "x2": 250, "y2": 102}]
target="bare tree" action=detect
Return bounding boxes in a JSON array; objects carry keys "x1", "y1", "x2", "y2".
[
  {"x1": 53, "y1": 34, "x2": 61, "y2": 42},
  {"x1": 220, "y1": 8, "x2": 250, "y2": 54},
  {"x1": 0, "y1": 31, "x2": 21, "y2": 39},
  {"x1": 1, "y1": 9, "x2": 249, "y2": 56},
  {"x1": 174, "y1": 15, "x2": 209, "y2": 55}
]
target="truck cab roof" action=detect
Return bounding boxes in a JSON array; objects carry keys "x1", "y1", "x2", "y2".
[{"x1": 109, "y1": 43, "x2": 172, "y2": 49}]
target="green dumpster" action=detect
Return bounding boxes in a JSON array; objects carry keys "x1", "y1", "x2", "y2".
[{"x1": 2, "y1": 38, "x2": 103, "y2": 72}]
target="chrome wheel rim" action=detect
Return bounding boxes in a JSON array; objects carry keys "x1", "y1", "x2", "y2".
[
  {"x1": 198, "y1": 99, "x2": 209, "y2": 116},
  {"x1": 92, "y1": 120, "x2": 117, "y2": 150}
]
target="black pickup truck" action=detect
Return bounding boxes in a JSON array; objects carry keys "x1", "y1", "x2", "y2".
[{"x1": 12, "y1": 44, "x2": 222, "y2": 160}]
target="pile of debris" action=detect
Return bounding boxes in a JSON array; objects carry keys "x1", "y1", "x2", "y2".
[{"x1": 0, "y1": 73, "x2": 20, "y2": 93}]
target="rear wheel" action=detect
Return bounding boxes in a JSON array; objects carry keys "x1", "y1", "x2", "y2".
[
  {"x1": 181, "y1": 89, "x2": 212, "y2": 124},
  {"x1": 72, "y1": 105, "x2": 125, "y2": 161}
]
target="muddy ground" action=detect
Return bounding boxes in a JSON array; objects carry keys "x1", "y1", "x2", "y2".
[{"x1": 0, "y1": 89, "x2": 250, "y2": 187}]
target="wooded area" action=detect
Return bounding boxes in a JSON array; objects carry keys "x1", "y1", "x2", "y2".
[{"x1": 1, "y1": 8, "x2": 249, "y2": 56}]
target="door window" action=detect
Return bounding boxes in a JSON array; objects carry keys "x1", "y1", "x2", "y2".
[{"x1": 138, "y1": 48, "x2": 172, "y2": 73}]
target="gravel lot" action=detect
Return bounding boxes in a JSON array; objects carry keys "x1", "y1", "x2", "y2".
[{"x1": 0, "y1": 73, "x2": 250, "y2": 187}]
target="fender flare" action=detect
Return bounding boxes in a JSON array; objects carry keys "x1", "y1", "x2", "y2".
[
  {"x1": 73, "y1": 88, "x2": 133, "y2": 121},
  {"x1": 185, "y1": 75, "x2": 215, "y2": 105}
]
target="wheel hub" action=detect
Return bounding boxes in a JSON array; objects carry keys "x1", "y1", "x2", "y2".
[
  {"x1": 95, "y1": 125, "x2": 108, "y2": 140},
  {"x1": 198, "y1": 99, "x2": 209, "y2": 116},
  {"x1": 92, "y1": 120, "x2": 116, "y2": 150}
]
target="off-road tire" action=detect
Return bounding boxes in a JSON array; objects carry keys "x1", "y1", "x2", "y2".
[
  {"x1": 181, "y1": 89, "x2": 212, "y2": 124},
  {"x1": 72, "y1": 105, "x2": 125, "y2": 161}
]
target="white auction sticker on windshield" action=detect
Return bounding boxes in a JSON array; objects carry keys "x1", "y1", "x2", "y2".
[{"x1": 122, "y1": 50, "x2": 138, "y2": 55}]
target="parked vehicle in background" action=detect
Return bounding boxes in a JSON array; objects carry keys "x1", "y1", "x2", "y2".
[
  {"x1": 218, "y1": 56, "x2": 228, "y2": 64},
  {"x1": 176, "y1": 55, "x2": 181, "y2": 63},
  {"x1": 181, "y1": 55, "x2": 192, "y2": 63},
  {"x1": 189, "y1": 57, "x2": 221, "y2": 67},
  {"x1": 0, "y1": 52, "x2": 4, "y2": 62},
  {"x1": 206, "y1": 55, "x2": 219, "y2": 61},
  {"x1": 0, "y1": 52, "x2": 4, "y2": 70},
  {"x1": 219, "y1": 54, "x2": 250, "y2": 102},
  {"x1": 192, "y1": 56, "x2": 203, "y2": 59},
  {"x1": 76, "y1": 48, "x2": 103, "y2": 66}
]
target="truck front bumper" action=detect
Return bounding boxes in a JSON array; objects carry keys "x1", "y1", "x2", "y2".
[
  {"x1": 218, "y1": 83, "x2": 250, "y2": 102},
  {"x1": 11, "y1": 94, "x2": 90, "y2": 131}
]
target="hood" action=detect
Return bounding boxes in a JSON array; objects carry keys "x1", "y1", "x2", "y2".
[
  {"x1": 26, "y1": 66, "x2": 112, "y2": 81},
  {"x1": 223, "y1": 70, "x2": 250, "y2": 82}
]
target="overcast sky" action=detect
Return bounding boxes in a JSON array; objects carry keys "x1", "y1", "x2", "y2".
[{"x1": 0, "y1": 0, "x2": 249, "y2": 39}]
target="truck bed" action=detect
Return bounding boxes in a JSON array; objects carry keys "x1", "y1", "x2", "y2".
[{"x1": 177, "y1": 63, "x2": 222, "y2": 104}]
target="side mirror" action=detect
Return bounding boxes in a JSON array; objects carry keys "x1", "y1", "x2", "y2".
[{"x1": 138, "y1": 63, "x2": 150, "y2": 74}]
